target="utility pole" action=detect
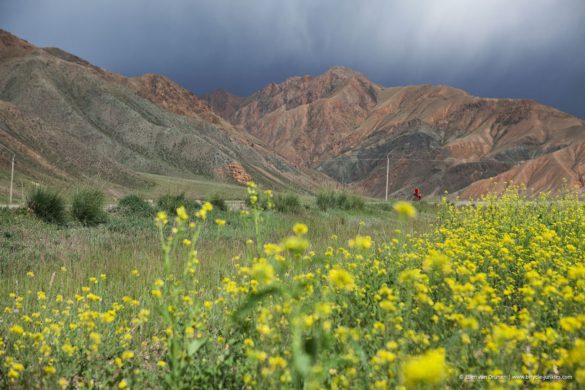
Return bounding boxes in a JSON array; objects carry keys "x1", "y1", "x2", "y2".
[
  {"x1": 385, "y1": 154, "x2": 390, "y2": 201},
  {"x1": 10, "y1": 154, "x2": 14, "y2": 205}
]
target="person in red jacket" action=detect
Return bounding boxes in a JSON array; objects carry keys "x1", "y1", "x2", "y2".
[{"x1": 413, "y1": 187, "x2": 422, "y2": 201}]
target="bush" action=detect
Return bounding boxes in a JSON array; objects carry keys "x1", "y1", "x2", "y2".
[
  {"x1": 208, "y1": 194, "x2": 228, "y2": 211},
  {"x1": 316, "y1": 191, "x2": 364, "y2": 211},
  {"x1": 316, "y1": 191, "x2": 337, "y2": 211},
  {"x1": 157, "y1": 194, "x2": 200, "y2": 215},
  {"x1": 273, "y1": 193, "x2": 302, "y2": 214},
  {"x1": 342, "y1": 194, "x2": 365, "y2": 210},
  {"x1": 117, "y1": 194, "x2": 153, "y2": 217},
  {"x1": 26, "y1": 187, "x2": 66, "y2": 224},
  {"x1": 71, "y1": 189, "x2": 107, "y2": 226}
]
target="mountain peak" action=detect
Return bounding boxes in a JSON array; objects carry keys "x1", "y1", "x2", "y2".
[
  {"x1": 246, "y1": 65, "x2": 380, "y2": 110},
  {"x1": 323, "y1": 65, "x2": 365, "y2": 79}
]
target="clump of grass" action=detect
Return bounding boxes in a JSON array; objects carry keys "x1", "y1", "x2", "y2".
[
  {"x1": 71, "y1": 189, "x2": 107, "y2": 226},
  {"x1": 118, "y1": 194, "x2": 153, "y2": 217},
  {"x1": 273, "y1": 193, "x2": 302, "y2": 214},
  {"x1": 156, "y1": 193, "x2": 200, "y2": 215},
  {"x1": 208, "y1": 193, "x2": 228, "y2": 211},
  {"x1": 26, "y1": 187, "x2": 66, "y2": 224},
  {"x1": 340, "y1": 192, "x2": 365, "y2": 210},
  {"x1": 316, "y1": 191, "x2": 364, "y2": 211},
  {"x1": 316, "y1": 191, "x2": 337, "y2": 210}
]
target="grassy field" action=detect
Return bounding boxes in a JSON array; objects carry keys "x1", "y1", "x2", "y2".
[
  {"x1": 0, "y1": 171, "x2": 253, "y2": 205},
  {"x1": 134, "y1": 173, "x2": 248, "y2": 201},
  {"x1": 0, "y1": 189, "x2": 434, "y2": 300},
  {"x1": 0, "y1": 186, "x2": 583, "y2": 389}
]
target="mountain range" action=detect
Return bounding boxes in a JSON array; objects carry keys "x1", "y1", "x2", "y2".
[
  {"x1": 1, "y1": 29, "x2": 584, "y2": 199},
  {"x1": 204, "y1": 67, "x2": 585, "y2": 198}
]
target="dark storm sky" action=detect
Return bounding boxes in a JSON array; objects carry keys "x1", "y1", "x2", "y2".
[{"x1": 1, "y1": 0, "x2": 584, "y2": 118}]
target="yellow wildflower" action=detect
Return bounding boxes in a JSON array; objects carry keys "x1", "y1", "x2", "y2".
[
  {"x1": 176, "y1": 206, "x2": 188, "y2": 220},
  {"x1": 348, "y1": 235, "x2": 372, "y2": 250},
  {"x1": 402, "y1": 348, "x2": 449, "y2": 387},
  {"x1": 122, "y1": 351, "x2": 135, "y2": 360},
  {"x1": 263, "y1": 243, "x2": 283, "y2": 256},
  {"x1": 292, "y1": 223, "x2": 309, "y2": 236},
  {"x1": 282, "y1": 236, "x2": 309, "y2": 253},
  {"x1": 393, "y1": 201, "x2": 417, "y2": 218},
  {"x1": 156, "y1": 211, "x2": 168, "y2": 224},
  {"x1": 328, "y1": 268, "x2": 356, "y2": 292},
  {"x1": 9, "y1": 325, "x2": 24, "y2": 335}
]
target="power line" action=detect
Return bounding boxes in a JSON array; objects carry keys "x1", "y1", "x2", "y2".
[
  {"x1": 0, "y1": 142, "x2": 15, "y2": 155},
  {"x1": 313, "y1": 156, "x2": 470, "y2": 163}
]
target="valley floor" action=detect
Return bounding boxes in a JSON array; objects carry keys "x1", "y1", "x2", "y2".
[{"x1": 0, "y1": 201, "x2": 431, "y2": 299}]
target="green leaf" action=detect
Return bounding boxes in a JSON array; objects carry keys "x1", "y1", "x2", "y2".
[
  {"x1": 293, "y1": 350, "x2": 311, "y2": 378},
  {"x1": 292, "y1": 322, "x2": 311, "y2": 378},
  {"x1": 187, "y1": 338, "x2": 207, "y2": 356}
]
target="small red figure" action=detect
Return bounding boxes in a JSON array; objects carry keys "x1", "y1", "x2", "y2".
[{"x1": 413, "y1": 187, "x2": 422, "y2": 201}]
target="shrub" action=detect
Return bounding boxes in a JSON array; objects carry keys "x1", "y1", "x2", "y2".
[
  {"x1": 273, "y1": 193, "x2": 302, "y2": 213},
  {"x1": 336, "y1": 192, "x2": 349, "y2": 208},
  {"x1": 117, "y1": 194, "x2": 153, "y2": 217},
  {"x1": 71, "y1": 189, "x2": 107, "y2": 226},
  {"x1": 342, "y1": 194, "x2": 365, "y2": 210},
  {"x1": 316, "y1": 191, "x2": 337, "y2": 211},
  {"x1": 156, "y1": 193, "x2": 200, "y2": 215},
  {"x1": 208, "y1": 194, "x2": 228, "y2": 211},
  {"x1": 316, "y1": 191, "x2": 364, "y2": 211},
  {"x1": 26, "y1": 187, "x2": 66, "y2": 224}
]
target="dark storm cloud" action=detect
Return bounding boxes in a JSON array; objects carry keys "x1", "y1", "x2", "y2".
[{"x1": 1, "y1": 0, "x2": 584, "y2": 117}]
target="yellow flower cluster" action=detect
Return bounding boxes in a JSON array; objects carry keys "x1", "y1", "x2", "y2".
[
  {"x1": 1, "y1": 187, "x2": 583, "y2": 389},
  {"x1": 218, "y1": 189, "x2": 584, "y2": 388}
]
